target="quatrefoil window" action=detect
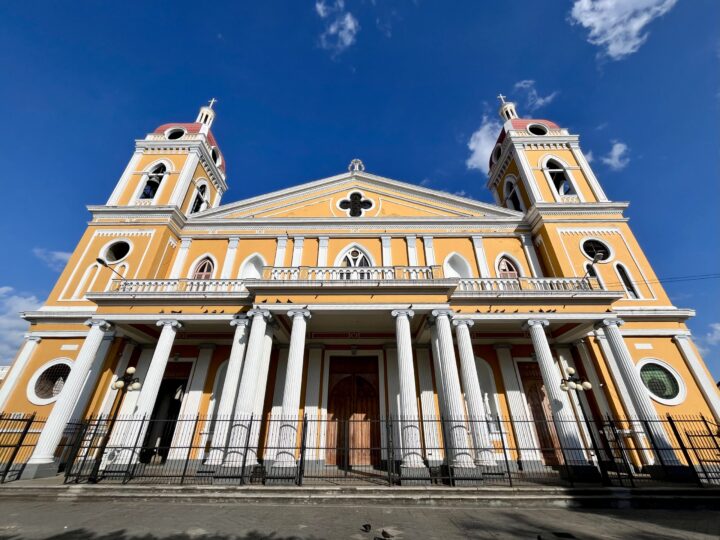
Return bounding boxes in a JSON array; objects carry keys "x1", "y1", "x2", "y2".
[{"x1": 338, "y1": 192, "x2": 373, "y2": 217}]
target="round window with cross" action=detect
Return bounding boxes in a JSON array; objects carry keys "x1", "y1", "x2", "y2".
[{"x1": 338, "y1": 192, "x2": 373, "y2": 217}]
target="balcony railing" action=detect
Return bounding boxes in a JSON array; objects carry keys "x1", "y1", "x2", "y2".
[
  {"x1": 264, "y1": 265, "x2": 440, "y2": 281},
  {"x1": 97, "y1": 270, "x2": 615, "y2": 300}
]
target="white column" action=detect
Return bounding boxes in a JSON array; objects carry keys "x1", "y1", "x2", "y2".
[
  {"x1": 597, "y1": 319, "x2": 679, "y2": 464},
  {"x1": 429, "y1": 325, "x2": 448, "y2": 419},
  {"x1": 521, "y1": 234, "x2": 543, "y2": 277},
  {"x1": 453, "y1": 319, "x2": 496, "y2": 465},
  {"x1": 496, "y1": 344, "x2": 542, "y2": 462},
  {"x1": 415, "y1": 347, "x2": 442, "y2": 465},
  {"x1": 406, "y1": 236, "x2": 418, "y2": 266},
  {"x1": 381, "y1": 236, "x2": 393, "y2": 266},
  {"x1": 69, "y1": 333, "x2": 115, "y2": 421},
  {"x1": 391, "y1": 310, "x2": 424, "y2": 467},
  {"x1": 524, "y1": 319, "x2": 587, "y2": 464},
  {"x1": 430, "y1": 310, "x2": 474, "y2": 468},
  {"x1": 169, "y1": 238, "x2": 192, "y2": 279},
  {"x1": 0, "y1": 335, "x2": 41, "y2": 411},
  {"x1": 274, "y1": 236, "x2": 288, "y2": 267},
  {"x1": 134, "y1": 320, "x2": 182, "y2": 418},
  {"x1": 303, "y1": 346, "x2": 324, "y2": 462},
  {"x1": 674, "y1": 335, "x2": 720, "y2": 423},
  {"x1": 317, "y1": 237, "x2": 329, "y2": 266},
  {"x1": 422, "y1": 236, "x2": 435, "y2": 266},
  {"x1": 26, "y1": 320, "x2": 112, "y2": 469},
  {"x1": 275, "y1": 310, "x2": 311, "y2": 466},
  {"x1": 291, "y1": 237, "x2": 304, "y2": 267},
  {"x1": 471, "y1": 236, "x2": 491, "y2": 278},
  {"x1": 99, "y1": 340, "x2": 136, "y2": 416},
  {"x1": 246, "y1": 323, "x2": 275, "y2": 464},
  {"x1": 225, "y1": 309, "x2": 271, "y2": 465},
  {"x1": 220, "y1": 237, "x2": 240, "y2": 279},
  {"x1": 574, "y1": 339, "x2": 613, "y2": 418},
  {"x1": 205, "y1": 317, "x2": 250, "y2": 464},
  {"x1": 168, "y1": 150, "x2": 200, "y2": 207}
]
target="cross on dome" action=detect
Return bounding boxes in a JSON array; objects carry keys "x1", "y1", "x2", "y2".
[
  {"x1": 497, "y1": 93, "x2": 507, "y2": 104},
  {"x1": 348, "y1": 158, "x2": 365, "y2": 172}
]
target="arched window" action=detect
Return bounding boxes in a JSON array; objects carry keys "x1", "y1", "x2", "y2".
[
  {"x1": 72, "y1": 263, "x2": 100, "y2": 299},
  {"x1": 504, "y1": 179, "x2": 523, "y2": 212},
  {"x1": 616, "y1": 264, "x2": 639, "y2": 299},
  {"x1": 584, "y1": 263, "x2": 603, "y2": 288},
  {"x1": 341, "y1": 249, "x2": 370, "y2": 268},
  {"x1": 545, "y1": 159, "x2": 576, "y2": 197},
  {"x1": 192, "y1": 257, "x2": 214, "y2": 280},
  {"x1": 475, "y1": 358, "x2": 502, "y2": 433},
  {"x1": 443, "y1": 253, "x2": 473, "y2": 278},
  {"x1": 336, "y1": 245, "x2": 373, "y2": 280},
  {"x1": 139, "y1": 164, "x2": 166, "y2": 200},
  {"x1": 190, "y1": 185, "x2": 208, "y2": 214},
  {"x1": 239, "y1": 255, "x2": 265, "y2": 279},
  {"x1": 497, "y1": 256, "x2": 519, "y2": 279}
]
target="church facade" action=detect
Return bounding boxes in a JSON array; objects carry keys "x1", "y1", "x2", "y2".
[{"x1": 1, "y1": 99, "x2": 718, "y2": 483}]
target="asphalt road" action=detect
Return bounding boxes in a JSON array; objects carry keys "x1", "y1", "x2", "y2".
[{"x1": 0, "y1": 499, "x2": 718, "y2": 540}]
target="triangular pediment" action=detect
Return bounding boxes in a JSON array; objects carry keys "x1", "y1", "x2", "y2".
[{"x1": 196, "y1": 171, "x2": 521, "y2": 221}]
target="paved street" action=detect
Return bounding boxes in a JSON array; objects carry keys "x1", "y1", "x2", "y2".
[{"x1": 0, "y1": 499, "x2": 718, "y2": 540}]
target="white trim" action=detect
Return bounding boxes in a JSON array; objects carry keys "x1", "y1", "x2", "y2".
[
  {"x1": 220, "y1": 237, "x2": 240, "y2": 280},
  {"x1": 636, "y1": 357, "x2": 686, "y2": 406},
  {"x1": 131, "y1": 158, "x2": 174, "y2": 206},
  {"x1": 26, "y1": 358, "x2": 74, "y2": 406},
  {"x1": 169, "y1": 151, "x2": 201, "y2": 208},
  {"x1": 186, "y1": 178, "x2": 210, "y2": 215},
  {"x1": 163, "y1": 126, "x2": 187, "y2": 140},
  {"x1": 512, "y1": 144, "x2": 543, "y2": 204},
  {"x1": 539, "y1": 154, "x2": 585, "y2": 203},
  {"x1": 274, "y1": 236, "x2": 288, "y2": 267},
  {"x1": 238, "y1": 252, "x2": 267, "y2": 279},
  {"x1": 99, "y1": 237, "x2": 134, "y2": 265},
  {"x1": 614, "y1": 262, "x2": 642, "y2": 300},
  {"x1": 422, "y1": 236, "x2": 435, "y2": 266},
  {"x1": 72, "y1": 263, "x2": 100, "y2": 300},
  {"x1": 406, "y1": 235, "x2": 418, "y2": 266},
  {"x1": 471, "y1": 236, "x2": 491, "y2": 278},
  {"x1": 317, "y1": 237, "x2": 329, "y2": 266},
  {"x1": 580, "y1": 236, "x2": 615, "y2": 263},
  {"x1": 168, "y1": 238, "x2": 192, "y2": 279},
  {"x1": 494, "y1": 252, "x2": 525, "y2": 278},
  {"x1": 569, "y1": 142, "x2": 608, "y2": 202},
  {"x1": 442, "y1": 252, "x2": 473, "y2": 279},
  {"x1": 381, "y1": 236, "x2": 392, "y2": 266},
  {"x1": 186, "y1": 253, "x2": 219, "y2": 279},
  {"x1": 107, "y1": 150, "x2": 143, "y2": 205},
  {"x1": 521, "y1": 234, "x2": 543, "y2": 277},
  {"x1": 291, "y1": 237, "x2": 304, "y2": 267},
  {"x1": 333, "y1": 242, "x2": 377, "y2": 267}
]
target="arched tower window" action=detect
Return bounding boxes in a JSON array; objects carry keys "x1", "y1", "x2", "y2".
[
  {"x1": 335, "y1": 245, "x2": 373, "y2": 280},
  {"x1": 342, "y1": 249, "x2": 370, "y2": 268},
  {"x1": 192, "y1": 257, "x2": 214, "y2": 280},
  {"x1": 545, "y1": 159, "x2": 576, "y2": 197},
  {"x1": 139, "y1": 164, "x2": 167, "y2": 200},
  {"x1": 497, "y1": 256, "x2": 519, "y2": 279},
  {"x1": 616, "y1": 264, "x2": 639, "y2": 299},
  {"x1": 504, "y1": 179, "x2": 523, "y2": 212},
  {"x1": 190, "y1": 184, "x2": 208, "y2": 214},
  {"x1": 443, "y1": 253, "x2": 473, "y2": 278},
  {"x1": 239, "y1": 254, "x2": 265, "y2": 279}
]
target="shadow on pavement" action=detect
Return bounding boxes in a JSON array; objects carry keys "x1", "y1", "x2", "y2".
[{"x1": 0, "y1": 532, "x2": 327, "y2": 540}]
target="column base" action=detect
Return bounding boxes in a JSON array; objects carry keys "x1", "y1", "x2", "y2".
[
  {"x1": 20, "y1": 459, "x2": 60, "y2": 480},
  {"x1": 450, "y1": 465, "x2": 483, "y2": 485},
  {"x1": 560, "y1": 464, "x2": 603, "y2": 483},
  {"x1": 400, "y1": 464, "x2": 431, "y2": 486},
  {"x1": 266, "y1": 462, "x2": 299, "y2": 485}
]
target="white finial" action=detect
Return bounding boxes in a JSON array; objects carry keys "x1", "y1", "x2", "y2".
[
  {"x1": 208, "y1": 98, "x2": 217, "y2": 109},
  {"x1": 497, "y1": 93, "x2": 518, "y2": 121},
  {"x1": 497, "y1": 93, "x2": 507, "y2": 104},
  {"x1": 349, "y1": 159, "x2": 365, "y2": 172}
]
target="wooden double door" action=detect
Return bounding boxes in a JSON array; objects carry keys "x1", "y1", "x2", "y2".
[
  {"x1": 518, "y1": 362, "x2": 562, "y2": 466},
  {"x1": 326, "y1": 357, "x2": 381, "y2": 468}
]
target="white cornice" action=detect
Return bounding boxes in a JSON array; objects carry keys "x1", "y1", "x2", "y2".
[{"x1": 612, "y1": 307, "x2": 695, "y2": 320}]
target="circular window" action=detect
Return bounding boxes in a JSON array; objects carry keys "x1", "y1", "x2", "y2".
[
  {"x1": 491, "y1": 144, "x2": 502, "y2": 164},
  {"x1": 581, "y1": 239, "x2": 611, "y2": 262},
  {"x1": 528, "y1": 124, "x2": 548, "y2": 136},
  {"x1": 104, "y1": 240, "x2": 131, "y2": 263},
  {"x1": 211, "y1": 147, "x2": 222, "y2": 167},
  {"x1": 638, "y1": 360, "x2": 685, "y2": 405},
  {"x1": 27, "y1": 359, "x2": 73, "y2": 405},
  {"x1": 166, "y1": 127, "x2": 185, "y2": 140}
]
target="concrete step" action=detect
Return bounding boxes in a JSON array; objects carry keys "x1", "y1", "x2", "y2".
[{"x1": 1, "y1": 482, "x2": 719, "y2": 509}]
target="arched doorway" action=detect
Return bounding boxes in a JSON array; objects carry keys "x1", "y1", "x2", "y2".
[
  {"x1": 325, "y1": 357, "x2": 380, "y2": 468},
  {"x1": 518, "y1": 362, "x2": 561, "y2": 466}
]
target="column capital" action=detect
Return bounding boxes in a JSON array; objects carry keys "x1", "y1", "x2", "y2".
[
  {"x1": 452, "y1": 318, "x2": 474, "y2": 328},
  {"x1": 430, "y1": 309, "x2": 454, "y2": 320},
  {"x1": 595, "y1": 318, "x2": 624, "y2": 330},
  {"x1": 522, "y1": 319, "x2": 549, "y2": 331},
  {"x1": 179, "y1": 237, "x2": 193, "y2": 248},
  {"x1": 227, "y1": 236, "x2": 240, "y2": 248},
  {"x1": 247, "y1": 308, "x2": 272, "y2": 321},
  {"x1": 671, "y1": 333, "x2": 691, "y2": 343},
  {"x1": 391, "y1": 309, "x2": 414, "y2": 319},
  {"x1": 230, "y1": 316, "x2": 250, "y2": 328},
  {"x1": 24, "y1": 334, "x2": 42, "y2": 343},
  {"x1": 156, "y1": 319, "x2": 182, "y2": 330},
  {"x1": 85, "y1": 319, "x2": 113, "y2": 332},
  {"x1": 288, "y1": 309, "x2": 312, "y2": 321}
]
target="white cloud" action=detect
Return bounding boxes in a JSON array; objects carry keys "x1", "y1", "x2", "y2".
[
  {"x1": 585, "y1": 150, "x2": 595, "y2": 163},
  {"x1": 569, "y1": 0, "x2": 678, "y2": 60},
  {"x1": 316, "y1": 1, "x2": 359, "y2": 55},
  {"x1": 601, "y1": 141, "x2": 630, "y2": 170},
  {"x1": 513, "y1": 80, "x2": 559, "y2": 112},
  {"x1": 706, "y1": 323, "x2": 720, "y2": 346},
  {"x1": 466, "y1": 115, "x2": 503, "y2": 175},
  {"x1": 33, "y1": 248, "x2": 72, "y2": 272},
  {"x1": 0, "y1": 287, "x2": 42, "y2": 365}
]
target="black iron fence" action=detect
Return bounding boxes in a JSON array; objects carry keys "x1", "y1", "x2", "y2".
[{"x1": 47, "y1": 413, "x2": 720, "y2": 488}]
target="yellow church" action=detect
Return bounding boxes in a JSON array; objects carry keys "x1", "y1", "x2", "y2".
[{"x1": 1, "y1": 98, "x2": 718, "y2": 486}]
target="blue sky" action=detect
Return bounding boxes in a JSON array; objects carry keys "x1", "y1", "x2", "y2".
[{"x1": 0, "y1": 1, "x2": 718, "y2": 375}]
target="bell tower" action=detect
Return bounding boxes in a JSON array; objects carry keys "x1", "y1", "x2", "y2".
[
  {"x1": 487, "y1": 96, "x2": 607, "y2": 213},
  {"x1": 105, "y1": 100, "x2": 227, "y2": 216}
]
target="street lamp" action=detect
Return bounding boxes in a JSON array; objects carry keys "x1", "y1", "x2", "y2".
[
  {"x1": 89, "y1": 366, "x2": 142, "y2": 483},
  {"x1": 96, "y1": 257, "x2": 127, "y2": 281}
]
